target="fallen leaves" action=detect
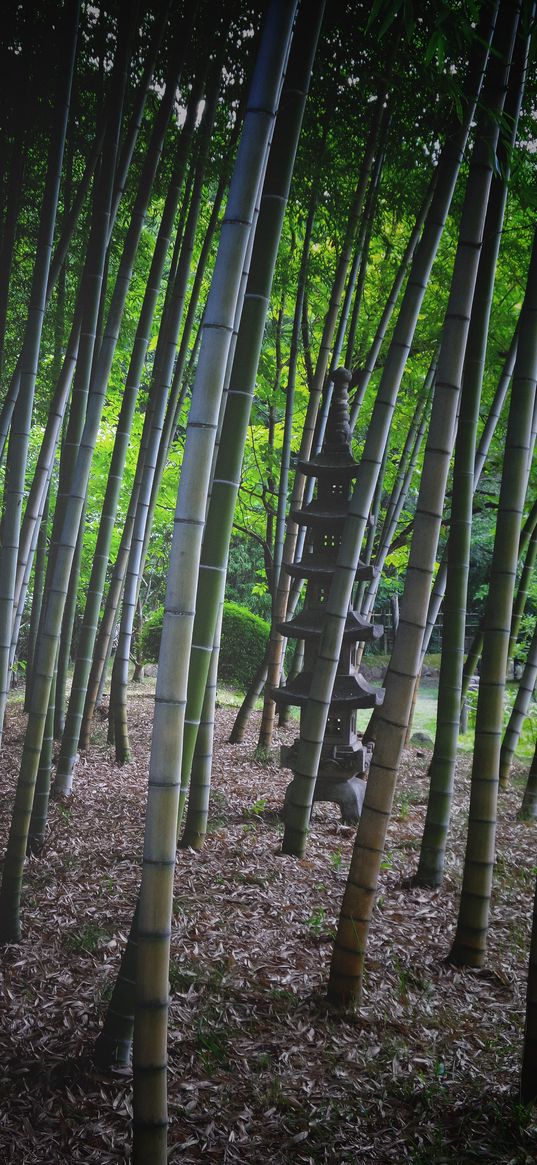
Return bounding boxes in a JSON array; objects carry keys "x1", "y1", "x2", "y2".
[{"x1": 0, "y1": 691, "x2": 536, "y2": 1162}]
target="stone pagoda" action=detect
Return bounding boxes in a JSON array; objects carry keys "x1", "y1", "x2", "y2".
[{"x1": 273, "y1": 367, "x2": 384, "y2": 824}]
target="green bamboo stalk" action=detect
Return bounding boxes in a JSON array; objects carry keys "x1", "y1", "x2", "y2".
[
  {"x1": 131, "y1": 7, "x2": 297, "y2": 1157},
  {"x1": 500, "y1": 617, "x2": 537, "y2": 787},
  {"x1": 0, "y1": 1, "x2": 134, "y2": 944},
  {"x1": 508, "y1": 513, "x2": 537, "y2": 664},
  {"x1": 54, "y1": 33, "x2": 201, "y2": 794},
  {"x1": 281, "y1": 2, "x2": 498, "y2": 862},
  {"x1": 0, "y1": 0, "x2": 79, "y2": 745},
  {"x1": 415, "y1": 6, "x2": 523, "y2": 887},
  {"x1": 449, "y1": 221, "x2": 537, "y2": 967},
  {"x1": 27, "y1": 663, "x2": 58, "y2": 854},
  {"x1": 520, "y1": 864, "x2": 537, "y2": 1100},
  {"x1": 93, "y1": 902, "x2": 139, "y2": 1071},
  {"x1": 518, "y1": 741, "x2": 537, "y2": 822},
  {"x1": 179, "y1": 606, "x2": 222, "y2": 848},
  {"x1": 178, "y1": 0, "x2": 325, "y2": 843}
]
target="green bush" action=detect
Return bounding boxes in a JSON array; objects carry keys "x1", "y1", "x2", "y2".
[
  {"x1": 141, "y1": 601, "x2": 270, "y2": 691},
  {"x1": 219, "y1": 602, "x2": 269, "y2": 690}
]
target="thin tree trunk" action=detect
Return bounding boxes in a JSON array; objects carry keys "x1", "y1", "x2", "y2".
[
  {"x1": 178, "y1": 0, "x2": 324, "y2": 845},
  {"x1": 281, "y1": 3, "x2": 497, "y2": 862},
  {"x1": 518, "y1": 740, "x2": 537, "y2": 822},
  {"x1": 0, "y1": 1, "x2": 134, "y2": 944},
  {"x1": 500, "y1": 617, "x2": 537, "y2": 787},
  {"x1": 54, "y1": 28, "x2": 200, "y2": 793},
  {"x1": 0, "y1": 0, "x2": 79, "y2": 745},
  {"x1": 131, "y1": 8, "x2": 296, "y2": 1157},
  {"x1": 449, "y1": 219, "x2": 537, "y2": 968},
  {"x1": 258, "y1": 74, "x2": 392, "y2": 753},
  {"x1": 415, "y1": 7, "x2": 523, "y2": 887}
]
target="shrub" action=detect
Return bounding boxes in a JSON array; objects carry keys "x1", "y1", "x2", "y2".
[
  {"x1": 141, "y1": 601, "x2": 270, "y2": 691},
  {"x1": 219, "y1": 602, "x2": 269, "y2": 690}
]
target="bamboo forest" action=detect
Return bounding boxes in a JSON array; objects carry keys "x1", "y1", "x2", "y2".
[{"x1": 2, "y1": 0, "x2": 537, "y2": 1161}]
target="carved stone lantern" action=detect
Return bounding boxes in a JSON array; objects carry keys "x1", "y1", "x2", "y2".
[{"x1": 272, "y1": 367, "x2": 384, "y2": 823}]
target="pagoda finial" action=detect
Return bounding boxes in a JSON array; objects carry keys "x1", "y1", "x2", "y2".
[{"x1": 324, "y1": 367, "x2": 352, "y2": 453}]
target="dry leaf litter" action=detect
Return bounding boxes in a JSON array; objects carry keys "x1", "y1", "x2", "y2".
[{"x1": 0, "y1": 687, "x2": 536, "y2": 1164}]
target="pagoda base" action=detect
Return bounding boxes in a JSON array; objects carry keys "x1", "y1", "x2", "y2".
[{"x1": 283, "y1": 772, "x2": 367, "y2": 826}]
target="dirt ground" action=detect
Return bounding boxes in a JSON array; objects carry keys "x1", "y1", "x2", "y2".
[{"x1": 0, "y1": 690, "x2": 536, "y2": 1164}]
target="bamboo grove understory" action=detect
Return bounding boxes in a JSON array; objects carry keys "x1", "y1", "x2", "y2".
[{"x1": 0, "y1": 0, "x2": 537, "y2": 1159}]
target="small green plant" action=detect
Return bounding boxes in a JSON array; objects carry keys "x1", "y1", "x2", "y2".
[
  {"x1": 306, "y1": 906, "x2": 335, "y2": 938},
  {"x1": 63, "y1": 922, "x2": 110, "y2": 955},
  {"x1": 380, "y1": 850, "x2": 394, "y2": 870},
  {"x1": 396, "y1": 793, "x2": 410, "y2": 821},
  {"x1": 97, "y1": 876, "x2": 114, "y2": 897},
  {"x1": 329, "y1": 848, "x2": 343, "y2": 872},
  {"x1": 245, "y1": 794, "x2": 268, "y2": 817},
  {"x1": 196, "y1": 1020, "x2": 229, "y2": 1074}
]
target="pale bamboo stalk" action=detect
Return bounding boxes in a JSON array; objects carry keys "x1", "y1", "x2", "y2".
[
  {"x1": 132, "y1": 8, "x2": 296, "y2": 1157},
  {"x1": 178, "y1": 0, "x2": 325, "y2": 844}
]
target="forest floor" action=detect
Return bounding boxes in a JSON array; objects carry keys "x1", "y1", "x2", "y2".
[{"x1": 0, "y1": 687, "x2": 536, "y2": 1164}]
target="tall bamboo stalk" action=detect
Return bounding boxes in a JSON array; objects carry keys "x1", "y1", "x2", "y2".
[
  {"x1": 131, "y1": 7, "x2": 296, "y2": 1158},
  {"x1": 449, "y1": 220, "x2": 537, "y2": 967},
  {"x1": 500, "y1": 616, "x2": 537, "y2": 787},
  {"x1": 321, "y1": 7, "x2": 501, "y2": 1004},
  {"x1": 0, "y1": 0, "x2": 79, "y2": 745},
  {"x1": 178, "y1": 0, "x2": 325, "y2": 845},
  {"x1": 0, "y1": 1, "x2": 134, "y2": 943},
  {"x1": 415, "y1": 4, "x2": 523, "y2": 887},
  {"x1": 54, "y1": 27, "x2": 201, "y2": 794},
  {"x1": 281, "y1": 2, "x2": 497, "y2": 862}
]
